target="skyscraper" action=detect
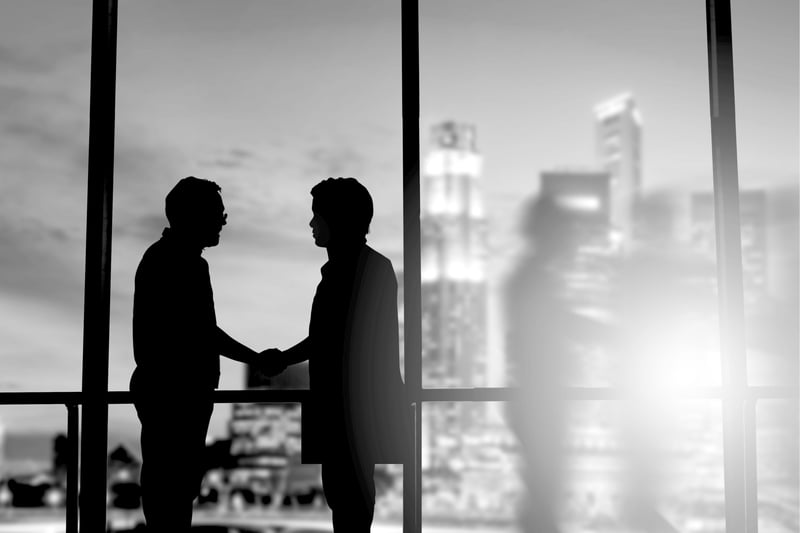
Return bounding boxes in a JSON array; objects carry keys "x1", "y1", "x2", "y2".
[
  {"x1": 421, "y1": 121, "x2": 489, "y2": 388},
  {"x1": 594, "y1": 93, "x2": 643, "y2": 248},
  {"x1": 420, "y1": 121, "x2": 489, "y2": 474}
]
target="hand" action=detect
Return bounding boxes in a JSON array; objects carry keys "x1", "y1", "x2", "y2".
[{"x1": 259, "y1": 348, "x2": 287, "y2": 377}]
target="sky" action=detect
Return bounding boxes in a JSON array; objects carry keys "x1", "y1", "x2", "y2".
[{"x1": 0, "y1": 0, "x2": 797, "y2": 444}]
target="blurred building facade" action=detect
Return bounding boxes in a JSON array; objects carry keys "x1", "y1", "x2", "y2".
[
  {"x1": 594, "y1": 93, "x2": 643, "y2": 248},
  {"x1": 539, "y1": 169, "x2": 614, "y2": 315},
  {"x1": 691, "y1": 189, "x2": 768, "y2": 310},
  {"x1": 419, "y1": 122, "x2": 490, "y2": 476}
]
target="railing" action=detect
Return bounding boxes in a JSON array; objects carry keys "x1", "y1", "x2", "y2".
[
  {"x1": 1, "y1": 385, "x2": 795, "y2": 533},
  {"x1": 0, "y1": 389, "x2": 311, "y2": 533}
]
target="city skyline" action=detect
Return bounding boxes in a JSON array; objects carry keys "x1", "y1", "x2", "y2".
[{"x1": 0, "y1": 0, "x2": 797, "y2": 443}]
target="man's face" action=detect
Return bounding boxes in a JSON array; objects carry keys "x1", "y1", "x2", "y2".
[
  {"x1": 197, "y1": 194, "x2": 227, "y2": 248},
  {"x1": 309, "y1": 208, "x2": 331, "y2": 248}
]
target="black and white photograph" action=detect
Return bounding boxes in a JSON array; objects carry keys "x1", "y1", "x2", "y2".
[{"x1": 0, "y1": 1, "x2": 797, "y2": 532}]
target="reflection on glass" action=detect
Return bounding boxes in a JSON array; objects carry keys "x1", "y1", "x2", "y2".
[
  {"x1": 0, "y1": 0, "x2": 90, "y2": 393},
  {"x1": 420, "y1": 0, "x2": 722, "y2": 389},
  {"x1": 756, "y1": 400, "x2": 799, "y2": 533}
]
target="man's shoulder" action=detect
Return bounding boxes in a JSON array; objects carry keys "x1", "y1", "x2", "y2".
[
  {"x1": 138, "y1": 237, "x2": 207, "y2": 268},
  {"x1": 137, "y1": 238, "x2": 170, "y2": 271},
  {"x1": 364, "y1": 246, "x2": 396, "y2": 281},
  {"x1": 365, "y1": 245, "x2": 391, "y2": 264}
]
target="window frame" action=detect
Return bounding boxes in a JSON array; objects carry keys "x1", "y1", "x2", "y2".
[{"x1": 66, "y1": 1, "x2": 799, "y2": 533}]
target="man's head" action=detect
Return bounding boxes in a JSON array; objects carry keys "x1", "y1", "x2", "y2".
[
  {"x1": 521, "y1": 194, "x2": 578, "y2": 258},
  {"x1": 309, "y1": 177, "x2": 373, "y2": 248},
  {"x1": 165, "y1": 176, "x2": 227, "y2": 248}
]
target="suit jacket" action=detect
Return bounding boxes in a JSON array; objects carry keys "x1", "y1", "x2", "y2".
[{"x1": 303, "y1": 244, "x2": 408, "y2": 464}]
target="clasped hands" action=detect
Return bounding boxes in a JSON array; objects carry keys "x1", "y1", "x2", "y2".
[{"x1": 256, "y1": 348, "x2": 287, "y2": 377}]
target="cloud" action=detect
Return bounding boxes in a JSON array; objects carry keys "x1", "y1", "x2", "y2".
[
  {"x1": 199, "y1": 146, "x2": 257, "y2": 170},
  {"x1": 0, "y1": 16, "x2": 407, "y2": 435},
  {"x1": 0, "y1": 291, "x2": 84, "y2": 392},
  {"x1": 304, "y1": 144, "x2": 366, "y2": 179},
  {"x1": 0, "y1": 44, "x2": 53, "y2": 75}
]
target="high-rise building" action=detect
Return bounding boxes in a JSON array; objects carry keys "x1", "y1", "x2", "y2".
[
  {"x1": 691, "y1": 189, "x2": 768, "y2": 308},
  {"x1": 230, "y1": 355, "x2": 311, "y2": 490},
  {"x1": 594, "y1": 93, "x2": 643, "y2": 247},
  {"x1": 421, "y1": 121, "x2": 489, "y2": 389},
  {"x1": 539, "y1": 169, "x2": 614, "y2": 313},
  {"x1": 420, "y1": 121, "x2": 490, "y2": 471},
  {"x1": 229, "y1": 402, "x2": 302, "y2": 468}
]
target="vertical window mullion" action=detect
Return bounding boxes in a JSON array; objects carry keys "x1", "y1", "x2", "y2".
[
  {"x1": 705, "y1": 1, "x2": 753, "y2": 532},
  {"x1": 81, "y1": 0, "x2": 118, "y2": 531},
  {"x1": 401, "y1": 1, "x2": 422, "y2": 533}
]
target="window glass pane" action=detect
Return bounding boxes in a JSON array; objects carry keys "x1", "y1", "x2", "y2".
[
  {"x1": 110, "y1": 0, "x2": 402, "y2": 401},
  {"x1": 110, "y1": 1, "x2": 403, "y2": 529},
  {"x1": 730, "y1": 0, "x2": 799, "y2": 387},
  {"x1": 0, "y1": 1, "x2": 89, "y2": 395},
  {"x1": 756, "y1": 400, "x2": 799, "y2": 533},
  {"x1": 420, "y1": 0, "x2": 721, "y2": 389},
  {"x1": 421, "y1": 402, "x2": 521, "y2": 528},
  {"x1": 108, "y1": 403, "x2": 403, "y2": 530},
  {"x1": 421, "y1": 400, "x2": 725, "y2": 532},
  {"x1": 0, "y1": 406, "x2": 70, "y2": 526}
]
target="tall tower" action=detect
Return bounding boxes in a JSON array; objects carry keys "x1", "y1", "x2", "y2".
[
  {"x1": 594, "y1": 93, "x2": 642, "y2": 247},
  {"x1": 420, "y1": 121, "x2": 488, "y2": 388},
  {"x1": 420, "y1": 121, "x2": 489, "y2": 474}
]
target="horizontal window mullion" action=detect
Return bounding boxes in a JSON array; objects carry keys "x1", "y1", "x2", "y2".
[
  {"x1": 418, "y1": 386, "x2": 799, "y2": 402},
  {"x1": 0, "y1": 385, "x2": 795, "y2": 407}
]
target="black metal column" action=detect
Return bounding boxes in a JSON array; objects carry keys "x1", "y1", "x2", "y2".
[
  {"x1": 81, "y1": 0, "x2": 118, "y2": 531},
  {"x1": 705, "y1": 1, "x2": 750, "y2": 532},
  {"x1": 66, "y1": 404, "x2": 80, "y2": 533},
  {"x1": 401, "y1": 1, "x2": 421, "y2": 532}
]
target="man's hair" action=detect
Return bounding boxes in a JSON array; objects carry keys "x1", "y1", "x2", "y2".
[
  {"x1": 310, "y1": 177, "x2": 373, "y2": 239},
  {"x1": 165, "y1": 176, "x2": 222, "y2": 227}
]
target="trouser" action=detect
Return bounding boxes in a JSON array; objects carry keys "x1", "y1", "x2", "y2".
[
  {"x1": 321, "y1": 453, "x2": 376, "y2": 533},
  {"x1": 134, "y1": 396, "x2": 214, "y2": 533}
]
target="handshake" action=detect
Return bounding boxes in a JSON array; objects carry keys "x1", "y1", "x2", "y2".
[{"x1": 254, "y1": 348, "x2": 288, "y2": 377}]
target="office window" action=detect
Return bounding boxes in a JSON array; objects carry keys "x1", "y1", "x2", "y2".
[
  {"x1": 107, "y1": 0, "x2": 405, "y2": 527},
  {"x1": 419, "y1": 0, "x2": 721, "y2": 390},
  {"x1": 730, "y1": 0, "x2": 799, "y2": 388},
  {"x1": 0, "y1": 2, "x2": 796, "y2": 533},
  {"x1": 0, "y1": 0, "x2": 90, "y2": 395},
  {"x1": 755, "y1": 400, "x2": 799, "y2": 533}
]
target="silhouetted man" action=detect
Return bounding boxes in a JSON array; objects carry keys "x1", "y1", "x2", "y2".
[
  {"x1": 504, "y1": 195, "x2": 579, "y2": 533},
  {"x1": 265, "y1": 177, "x2": 408, "y2": 533},
  {"x1": 131, "y1": 177, "x2": 265, "y2": 532}
]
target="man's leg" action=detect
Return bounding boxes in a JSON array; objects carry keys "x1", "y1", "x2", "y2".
[
  {"x1": 321, "y1": 455, "x2": 376, "y2": 533},
  {"x1": 136, "y1": 398, "x2": 213, "y2": 533}
]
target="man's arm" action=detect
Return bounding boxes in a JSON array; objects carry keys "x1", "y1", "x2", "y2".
[
  {"x1": 280, "y1": 336, "x2": 312, "y2": 366},
  {"x1": 256, "y1": 337, "x2": 312, "y2": 377},
  {"x1": 216, "y1": 326, "x2": 260, "y2": 365}
]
